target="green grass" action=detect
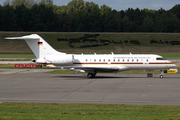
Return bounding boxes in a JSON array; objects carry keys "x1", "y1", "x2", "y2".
[
  {"x1": 0, "y1": 64, "x2": 15, "y2": 68},
  {"x1": 0, "y1": 53, "x2": 35, "y2": 58},
  {"x1": 0, "y1": 102, "x2": 180, "y2": 120},
  {"x1": 0, "y1": 53, "x2": 179, "y2": 58},
  {"x1": 42, "y1": 33, "x2": 180, "y2": 51},
  {"x1": 158, "y1": 53, "x2": 180, "y2": 59},
  {"x1": 1, "y1": 32, "x2": 180, "y2": 54}
]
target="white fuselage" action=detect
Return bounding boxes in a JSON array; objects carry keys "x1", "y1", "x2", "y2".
[{"x1": 53, "y1": 54, "x2": 176, "y2": 73}]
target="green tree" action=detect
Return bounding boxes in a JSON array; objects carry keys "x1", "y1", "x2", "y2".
[
  {"x1": 81, "y1": 2, "x2": 101, "y2": 31},
  {"x1": 169, "y1": 4, "x2": 180, "y2": 20},
  {"x1": 3, "y1": 0, "x2": 35, "y2": 8},
  {"x1": 30, "y1": 3, "x2": 41, "y2": 31},
  {"x1": 66, "y1": 0, "x2": 85, "y2": 15},
  {"x1": 3, "y1": 0, "x2": 11, "y2": 6},
  {"x1": 65, "y1": 0, "x2": 85, "y2": 31},
  {"x1": 39, "y1": 0, "x2": 53, "y2": 6},
  {"x1": 102, "y1": 10, "x2": 122, "y2": 32},
  {"x1": 100, "y1": 4, "x2": 111, "y2": 15},
  {"x1": 14, "y1": 4, "x2": 29, "y2": 30},
  {"x1": 142, "y1": 16, "x2": 155, "y2": 32},
  {"x1": 1, "y1": 5, "x2": 16, "y2": 31},
  {"x1": 0, "y1": 5, "x2": 3, "y2": 30},
  {"x1": 154, "y1": 13, "x2": 178, "y2": 32},
  {"x1": 30, "y1": 3, "x2": 56, "y2": 31}
]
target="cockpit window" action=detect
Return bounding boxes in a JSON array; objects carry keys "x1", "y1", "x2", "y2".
[{"x1": 156, "y1": 58, "x2": 167, "y2": 60}]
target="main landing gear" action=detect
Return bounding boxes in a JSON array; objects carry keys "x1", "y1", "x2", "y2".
[
  {"x1": 147, "y1": 70, "x2": 164, "y2": 78},
  {"x1": 87, "y1": 72, "x2": 97, "y2": 78}
]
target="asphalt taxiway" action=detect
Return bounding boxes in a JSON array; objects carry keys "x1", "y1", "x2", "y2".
[{"x1": 0, "y1": 69, "x2": 180, "y2": 105}]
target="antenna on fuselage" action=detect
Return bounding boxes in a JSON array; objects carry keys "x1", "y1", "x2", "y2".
[
  {"x1": 94, "y1": 53, "x2": 96, "y2": 55},
  {"x1": 129, "y1": 52, "x2": 132, "y2": 55},
  {"x1": 111, "y1": 52, "x2": 114, "y2": 55}
]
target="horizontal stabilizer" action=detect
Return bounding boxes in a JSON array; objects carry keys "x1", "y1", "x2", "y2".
[{"x1": 5, "y1": 34, "x2": 40, "y2": 40}]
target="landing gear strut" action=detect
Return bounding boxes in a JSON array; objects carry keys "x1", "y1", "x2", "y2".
[
  {"x1": 87, "y1": 72, "x2": 97, "y2": 78},
  {"x1": 147, "y1": 70, "x2": 153, "y2": 77},
  {"x1": 159, "y1": 70, "x2": 164, "y2": 79}
]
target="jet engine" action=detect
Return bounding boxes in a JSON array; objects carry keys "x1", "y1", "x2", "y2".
[{"x1": 49, "y1": 54, "x2": 74, "y2": 65}]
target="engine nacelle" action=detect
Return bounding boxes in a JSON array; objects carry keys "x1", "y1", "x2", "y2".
[{"x1": 49, "y1": 55, "x2": 74, "y2": 66}]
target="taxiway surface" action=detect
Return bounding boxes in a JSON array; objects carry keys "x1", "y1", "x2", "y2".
[{"x1": 0, "y1": 69, "x2": 180, "y2": 105}]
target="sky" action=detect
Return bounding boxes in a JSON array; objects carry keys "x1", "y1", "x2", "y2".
[{"x1": 0, "y1": 0, "x2": 179, "y2": 11}]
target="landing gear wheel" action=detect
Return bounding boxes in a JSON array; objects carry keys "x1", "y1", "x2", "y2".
[
  {"x1": 87, "y1": 73, "x2": 94, "y2": 78},
  {"x1": 159, "y1": 75, "x2": 163, "y2": 79},
  {"x1": 159, "y1": 69, "x2": 164, "y2": 79}
]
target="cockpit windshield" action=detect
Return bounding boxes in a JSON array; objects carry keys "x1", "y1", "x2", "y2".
[{"x1": 156, "y1": 58, "x2": 167, "y2": 60}]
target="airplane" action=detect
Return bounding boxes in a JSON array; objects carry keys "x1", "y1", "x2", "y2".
[{"x1": 6, "y1": 34, "x2": 176, "y2": 78}]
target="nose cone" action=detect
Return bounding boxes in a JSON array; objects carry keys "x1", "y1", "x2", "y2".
[
  {"x1": 172, "y1": 63, "x2": 176, "y2": 68},
  {"x1": 169, "y1": 63, "x2": 176, "y2": 68}
]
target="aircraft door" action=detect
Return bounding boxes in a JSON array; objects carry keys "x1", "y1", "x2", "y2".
[{"x1": 143, "y1": 59, "x2": 149, "y2": 65}]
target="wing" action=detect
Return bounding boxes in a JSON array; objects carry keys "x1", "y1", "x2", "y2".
[{"x1": 64, "y1": 65, "x2": 129, "y2": 73}]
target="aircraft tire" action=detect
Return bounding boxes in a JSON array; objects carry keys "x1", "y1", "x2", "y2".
[
  {"x1": 159, "y1": 75, "x2": 163, "y2": 79},
  {"x1": 87, "y1": 73, "x2": 94, "y2": 78}
]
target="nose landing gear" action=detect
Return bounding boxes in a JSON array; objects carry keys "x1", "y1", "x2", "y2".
[{"x1": 159, "y1": 70, "x2": 164, "y2": 79}]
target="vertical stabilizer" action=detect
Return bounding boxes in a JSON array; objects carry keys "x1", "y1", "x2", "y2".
[{"x1": 6, "y1": 34, "x2": 66, "y2": 63}]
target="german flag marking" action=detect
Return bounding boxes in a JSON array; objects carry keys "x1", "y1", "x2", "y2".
[{"x1": 38, "y1": 42, "x2": 43, "y2": 45}]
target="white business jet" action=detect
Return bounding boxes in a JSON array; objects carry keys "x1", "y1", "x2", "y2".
[{"x1": 6, "y1": 34, "x2": 176, "y2": 78}]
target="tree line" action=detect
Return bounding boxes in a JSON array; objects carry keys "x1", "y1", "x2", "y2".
[{"x1": 0, "y1": 0, "x2": 180, "y2": 32}]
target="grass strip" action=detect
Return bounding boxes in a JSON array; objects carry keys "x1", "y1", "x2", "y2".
[
  {"x1": 0, "y1": 53, "x2": 35, "y2": 58},
  {"x1": 0, "y1": 64, "x2": 179, "y2": 74},
  {"x1": 0, "y1": 102, "x2": 180, "y2": 120},
  {"x1": 158, "y1": 53, "x2": 180, "y2": 59},
  {"x1": 0, "y1": 53, "x2": 180, "y2": 59}
]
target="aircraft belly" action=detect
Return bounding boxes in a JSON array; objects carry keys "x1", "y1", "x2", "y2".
[
  {"x1": 124, "y1": 64, "x2": 168, "y2": 70},
  {"x1": 62, "y1": 64, "x2": 120, "y2": 72},
  {"x1": 58, "y1": 62, "x2": 174, "y2": 72}
]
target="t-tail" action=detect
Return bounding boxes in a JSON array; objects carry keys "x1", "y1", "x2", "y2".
[{"x1": 6, "y1": 34, "x2": 74, "y2": 65}]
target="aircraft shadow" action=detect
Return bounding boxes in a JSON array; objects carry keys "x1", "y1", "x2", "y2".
[
  {"x1": 53, "y1": 75, "x2": 179, "y2": 79},
  {"x1": 54, "y1": 75, "x2": 147, "y2": 79}
]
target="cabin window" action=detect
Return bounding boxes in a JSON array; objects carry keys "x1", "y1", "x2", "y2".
[
  {"x1": 147, "y1": 59, "x2": 148, "y2": 62},
  {"x1": 132, "y1": 59, "x2": 134, "y2": 62},
  {"x1": 137, "y1": 59, "x2": 138, "y2": 62},
  {"x1": 113, "y1": 59, "x2": 115, "y2": 62},
  {"x1": 127, "y1": 59, "x2": 129, "y2": 62},
  {"x1": 118, "y1": 59, "x2": 120, "y2": 62},
  {"x1": 123, "y1": 59, "x2": 124, "y2": 62},
  {"x1": 104, "y1": 59, "x2": 105, "y2": 62},
  {"x1": 86, "y1": 59, "x2": 88, "y2": 62},
  {"x1": 94, "y1": 59, "x2": 96, "y2": 62},
  {"x1": 156, "y1": 58, "x2": 167, "y2": 60},
  {"x1": 99, "y1": 59, "x2": 101, "y2": 62},
  {"x1": 108, "y1": 59, "x2": 110, "y2": 62}
]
